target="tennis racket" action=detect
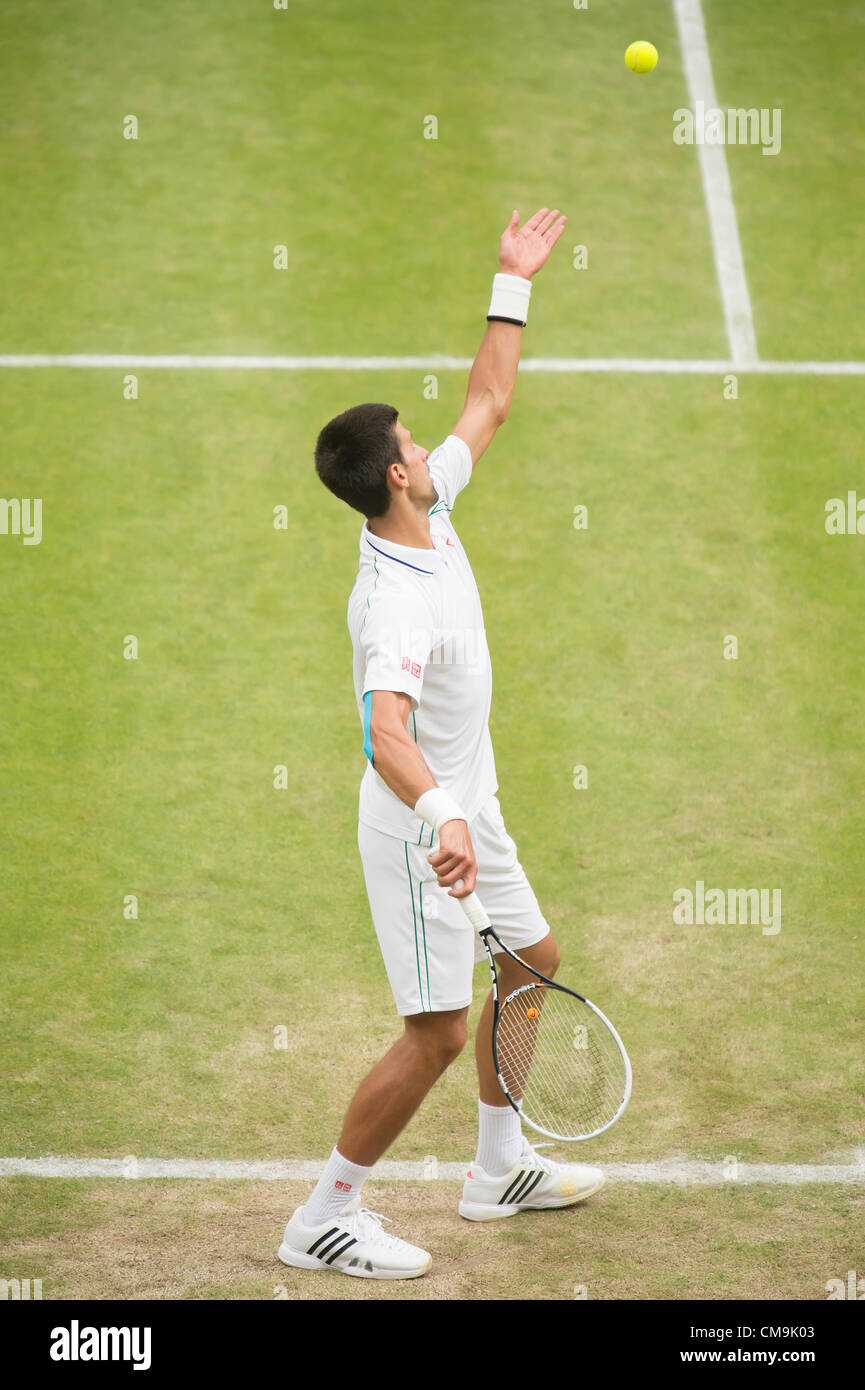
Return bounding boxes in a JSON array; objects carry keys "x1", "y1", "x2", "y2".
[{"x1": 459, "y1": 890, "x2": 632, "y2": 1141}]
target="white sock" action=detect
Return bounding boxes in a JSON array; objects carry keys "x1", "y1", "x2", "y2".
[
  {"x1": 302, "y1": 1147, "x2": 372, "y2": 1227},
  {"x1": 475, "y1": 1099, "x2": 523, "y2": 1177}
]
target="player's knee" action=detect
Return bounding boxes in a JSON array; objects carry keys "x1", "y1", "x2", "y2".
[
  {"x1": 405, "y1": 1010, "x2": 467, "y2": 1068},
  {"x1": 433, "y1": 1016, "x2": 467, "y2": 1066}
]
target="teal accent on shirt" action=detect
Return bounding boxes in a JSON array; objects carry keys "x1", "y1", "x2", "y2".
[{"x1": 362, "y1": 690, "x2": 374, "y2": 765}]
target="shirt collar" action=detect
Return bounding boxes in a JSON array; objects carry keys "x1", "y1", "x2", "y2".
[{"x1": 360, "y1": 520, "x2": 441, "y2": 575}]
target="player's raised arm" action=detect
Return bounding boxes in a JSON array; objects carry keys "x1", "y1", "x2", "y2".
[{"x1": 452, "y1": 206, "x2": 567, "y2": 468}]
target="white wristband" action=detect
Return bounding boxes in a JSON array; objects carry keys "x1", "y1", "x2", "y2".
[
  {"x1": 487, "y1": 272, "x2": 532, "y2": 327},
  {"x1": 414, "y1": 788, "x2": 467, "y2": 831}
]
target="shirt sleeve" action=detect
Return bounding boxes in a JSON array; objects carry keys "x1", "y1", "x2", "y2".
[
  {"x1": 427, "y1": 433, "x2": 473, "y2": 511},
  {"x1": 360, "y1": 594, "x2": 434, "y2": 713}
]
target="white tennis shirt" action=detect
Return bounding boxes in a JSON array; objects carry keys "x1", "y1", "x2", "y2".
[{"x1": 347, "y1": 434, "x2": 497, "y2": 843}]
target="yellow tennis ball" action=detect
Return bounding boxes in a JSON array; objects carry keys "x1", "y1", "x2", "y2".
[{"x1": 625, "y1": 41, "x2": 658, "y2": 74}]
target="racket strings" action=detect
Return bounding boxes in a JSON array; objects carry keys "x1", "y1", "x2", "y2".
[{"x1": 496, "y1": 983, "x2": 628, "y2": 1139}]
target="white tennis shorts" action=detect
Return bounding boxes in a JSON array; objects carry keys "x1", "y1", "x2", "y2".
[{"x1": 357, "y1": 794, "x2": 550, "y2": 1016}]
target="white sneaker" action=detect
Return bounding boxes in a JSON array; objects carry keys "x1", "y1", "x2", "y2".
[
  {"x1": 278, "y1": 1196, "x2": 432, "y2": 1279},
  {"x1": 459, "y1": 1138, "x2": 605, "y2": 1222}
]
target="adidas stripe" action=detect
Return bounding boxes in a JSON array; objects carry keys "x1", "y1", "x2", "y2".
[
  {"x1": 499, "y1": 1169, "x2": 545, "y2": 1205},
  {"x1": 306, "y1": 1225, "x2": 359, "y2": 1264},
  {"x1": 324, "y1": 1236, "x2": 358, "y2": 1265},
  {"x1": 306, "y1": 1226, "x2": 339, "y2": 1254}
]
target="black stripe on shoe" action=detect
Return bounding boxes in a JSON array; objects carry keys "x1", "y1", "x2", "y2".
[
  {"x1": 516, "y1": 1170, "x2": 545, "y2": 1203},
  {"x1": 510, "y1": 1171, "x2": 541, "y2": 1204},
  {"x1": 317, "y1": 1230, "x2": 352, "y2": 1260},
  {"x1": 325, "y1": 1236, "x2": 358, "y2": 1265},
  {"x1": 500, "y1": 1171, "x2": 527, "y2": 1204},
  {"x1": 307, "y1": 1226, "x2": 340, "y2": 1256}
]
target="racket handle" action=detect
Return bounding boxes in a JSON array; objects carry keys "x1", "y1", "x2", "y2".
[{"x1": 458, "y1": 891, "x2": 491, "y2": 934}]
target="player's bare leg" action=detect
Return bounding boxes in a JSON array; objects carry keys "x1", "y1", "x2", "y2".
[
  {"x1": 278, "y1": 1008, "x2": 469, "y2": 1278},
  {"x1": 337, "y1": 1007, "x2": 469, "y2": 1166}
]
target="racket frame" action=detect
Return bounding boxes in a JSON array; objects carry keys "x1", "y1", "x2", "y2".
[{"x1": 465, "y1": 898, "x2": 632, "y2": 1142}]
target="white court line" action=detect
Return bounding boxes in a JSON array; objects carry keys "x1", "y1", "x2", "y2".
[
  {"x1": 2, "y1": 1156, "x2": 864, "y2": 1184},
  {"x1": 673, "y1": 0, "x2": 759, "y2": 366},
  {"x1": 0, "y1": 354, "x2": 862, "y2": 374}
]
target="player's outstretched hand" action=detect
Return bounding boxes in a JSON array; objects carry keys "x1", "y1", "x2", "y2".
[
  {"x1": 499, "y1": 207, "x2": 567, "y2": 280},
  {"x1": 428, "y1": 820, "x2": 477, "y2": 898}
]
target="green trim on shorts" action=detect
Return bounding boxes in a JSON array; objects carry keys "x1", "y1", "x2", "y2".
[
  {"x1": 404, "y1": 842, "x2": 429, "y2": 1011},
  {"x1": 418, "y1": 881, "x2": 431, "y2": 1008}
]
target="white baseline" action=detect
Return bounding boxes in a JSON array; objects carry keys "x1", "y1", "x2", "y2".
[
  {"x1": 2, "y1": 1155, "x2": 864, "y2": 1184},
  {"x1": 0, "y1": 354, "x2": 862, "y2": 375}
]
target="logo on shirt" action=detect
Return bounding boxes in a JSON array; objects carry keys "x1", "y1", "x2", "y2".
[{"x1": 401, "y1": 656, "x2": 422, "y2": 678}]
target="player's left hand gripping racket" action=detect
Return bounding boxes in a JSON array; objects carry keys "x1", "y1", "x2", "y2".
[{"x1": 459, "y1": 891, "x2": 632, "y2": 1142}]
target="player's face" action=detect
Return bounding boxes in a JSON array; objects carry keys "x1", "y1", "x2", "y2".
[{"x1": 395, "y1": 422, "x2": 436, "y2": 506}]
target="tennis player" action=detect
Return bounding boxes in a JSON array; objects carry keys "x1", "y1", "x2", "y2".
[{"x1": 279, "y1": 209, "x2": 604, "y2": 1280}]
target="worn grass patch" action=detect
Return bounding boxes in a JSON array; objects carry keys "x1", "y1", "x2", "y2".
[{"x1": 0, "y1": 1179, "x2": 861, "y2": 1301}]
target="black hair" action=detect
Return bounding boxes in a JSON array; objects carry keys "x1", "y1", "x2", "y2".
[{"x1": 314, "y1": 403, "x2": 402, "y2": 517}]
